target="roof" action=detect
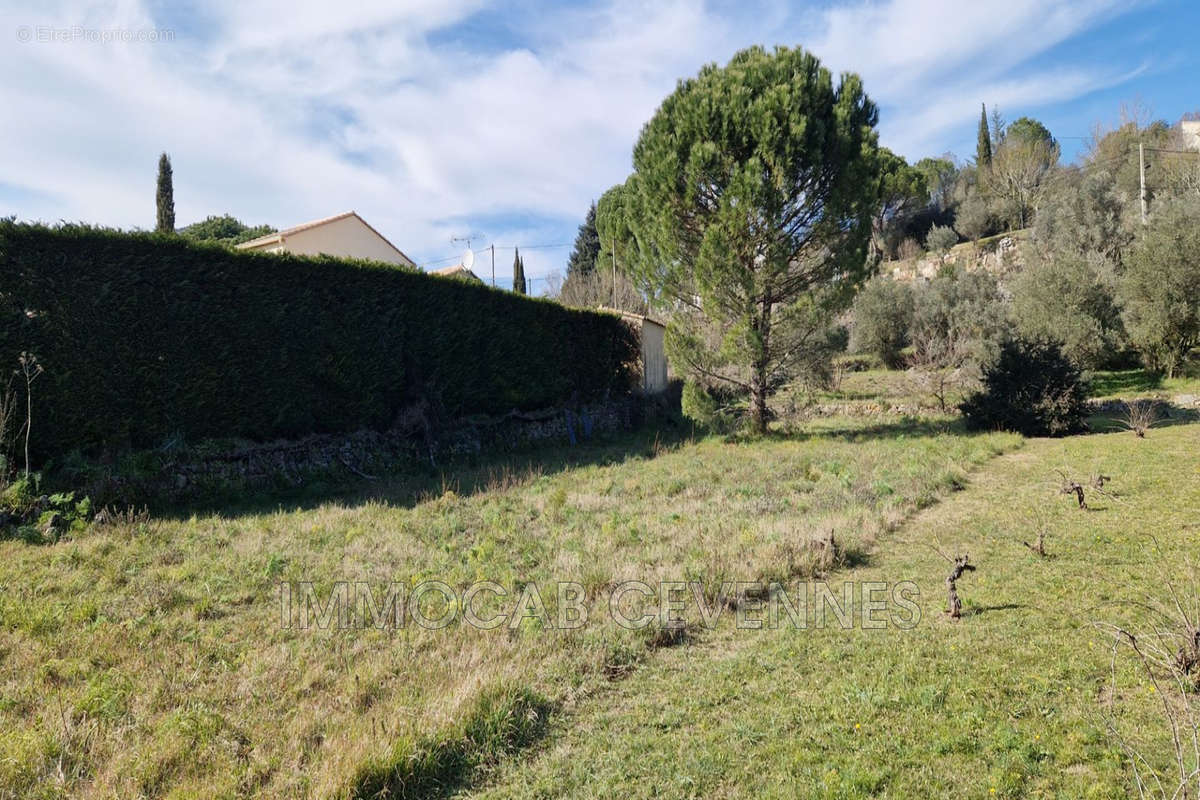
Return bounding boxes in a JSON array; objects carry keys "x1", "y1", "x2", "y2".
[
  {"x1": 598, "y1": 306, "x2": 666, "y2": 328},
  {"x1": 432, "y1": 263, "x2": 483, "y2": 283},
  {"x1": 235, "y1": 210, "x2": 415, "y2": 266}
]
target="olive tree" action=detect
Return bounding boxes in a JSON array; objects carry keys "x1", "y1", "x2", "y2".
[
  {"x1": 908, "y1": 269, "x2": 1011, "y2": 410},
  {"x1": 1120, "y1": 200, "x2": 1200, "y2": 377},
  {"x1": 988, "y1": 117, "x2": 1059, "y2": 229},
  {"x1": 954, "y1": 193, "x2": 994, "y2": 244},
  {"x1": 1013, "y1": 165, "x2": 1129, "y2": 369},
  {"x1": 1030, "y1": 167, "x2": 1128, "y2": 264},
  {"x1": 849, "y1": 276, "x2": 913, "y2": 368},
  {"x1": 925, "y1": 224, "x2": 958, "y2": 258},
  {"x1": 1011, "y1": 251, "x2": 1125, "y2": 369},
  {"x1": 600, "y1": 46, "x2": 881, "y2": 432}
]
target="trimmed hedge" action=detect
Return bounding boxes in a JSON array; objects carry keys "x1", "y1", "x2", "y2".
[{"x1": 0, "y1": 222, "x2": 638, "y2": 460}]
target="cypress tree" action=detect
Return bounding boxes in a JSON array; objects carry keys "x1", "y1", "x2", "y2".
[
  {"x1": 566, "y1": 202, "x2": 601, "y2": 279},
  {"x1": 976, "y1": 104, "x2": 992, "y2": 172},
  {"x1": 512, "y1": 247, "x2": 527, "y2": 295},
  {"x1": 156, "y1": 152, "x2": 175, "y2": 233}
]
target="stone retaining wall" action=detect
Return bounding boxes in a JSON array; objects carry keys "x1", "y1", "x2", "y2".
[{"x1": 96, "y1": 397, "x2": 640, "y2": 503}]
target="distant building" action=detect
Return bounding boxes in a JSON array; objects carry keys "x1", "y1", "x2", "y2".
[
  {"x1": 236, "y1": 211, "x2": 415, "y2": 267},
  {"x1": 1182, "y1": 120, "x2": 1200, "y2": 152},
  {"x1": 432, "y1": 263, "x2": 484, "y2": 283},
  {"x1": 603, "y1": 308, "x2": 669, "y2": 395}
]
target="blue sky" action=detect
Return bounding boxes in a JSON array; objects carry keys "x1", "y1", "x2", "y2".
[{"x1": 2, "y1": 0, "x2": 1197, "y2": 291}]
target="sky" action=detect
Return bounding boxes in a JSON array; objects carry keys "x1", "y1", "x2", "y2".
[{"x1": 2, "y1": 0, "x2": 1198, "y2": 291}]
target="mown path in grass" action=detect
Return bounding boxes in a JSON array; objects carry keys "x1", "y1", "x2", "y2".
[{"x1": 471, "y1": 423, "x2": 1200, "y2": 799}]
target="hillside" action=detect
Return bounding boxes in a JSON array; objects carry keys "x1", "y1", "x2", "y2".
[{"x1": 884, "y1": 229, "x2": 1030, "y2": 283}]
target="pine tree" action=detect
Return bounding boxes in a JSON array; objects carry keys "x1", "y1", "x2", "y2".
[
  {"x1": 608, "y1": 45, "x2": 880, "y2": 433},
  {"x1": 156, "y1": 152, "x2": 175, "y2": 233},
  {"x1": 512, "y1": 247, "x2": 527, "y2": 295},
  {"x1": 976, "y1": 104, "x2": 992, "y2": 172},
  {"x1": 566, "y1": 202, "x2": 601, "y2": 279}
]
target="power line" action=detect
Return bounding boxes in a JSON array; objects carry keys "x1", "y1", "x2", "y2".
[{"x1": 417, "y1": 241, "x2": 571, "y2": 269}]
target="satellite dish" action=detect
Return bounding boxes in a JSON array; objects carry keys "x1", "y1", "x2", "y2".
[{"x1": 462, "y1": 249, "x2": 475, "y2": 270}]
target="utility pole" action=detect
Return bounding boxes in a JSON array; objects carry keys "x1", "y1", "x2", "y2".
[
  {"x1": 1139, "y1": 142, "x2": 1148, "y2": 226},
  {"x1": 490, "y1": 244, "x2": 495, "y2": 287}
]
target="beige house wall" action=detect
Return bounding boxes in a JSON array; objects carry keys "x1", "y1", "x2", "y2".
[{"x1": 238, "y1": 213, "x2": 414, "y2": 267}]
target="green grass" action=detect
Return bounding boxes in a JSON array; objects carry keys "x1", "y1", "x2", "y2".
[
  {"x1": 829, "y1": 368, "x2": 918, "y2": 403},
  {"x1": 1088, "y1": 366, "x2": 1200, "y2": 400},
  {"x1": 787, "y1": 367, "x2": 972, "y2": 414},
  {"x1": 5, "y1": 392, "x2": 1196, "y2": 798},
  {"x1": 807, "y1": 363, "x2": 1200, "y2": 417},
  {"x1": 0, "y1": 418, "x2": 1018, "y2": 798},
  {"x1": 471, "y1": 423, "x2": 1200, "y2": 799}
]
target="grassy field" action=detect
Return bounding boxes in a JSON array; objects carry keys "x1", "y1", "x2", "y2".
[
  {"x1": 1088, "y1": 366, "x2": 1200, "y2": 401},
  {"x1": 3, "y1": 364, "x2": 1197, "y2": 798},
  {"x1": 474, "y1": 422, "x2": 1200, "y2": 799},
  {"x1": 0, "y1": 418, "x2": 1018, "y2": 799}
]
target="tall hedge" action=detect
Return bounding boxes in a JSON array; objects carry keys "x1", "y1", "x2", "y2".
[{"x1": 0, "y1": 222, "x2": 638, "y2": 460}]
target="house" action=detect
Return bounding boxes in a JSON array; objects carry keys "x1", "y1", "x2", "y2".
[
  {"x1": 1183, "y1": 120, "x2": 1200, "y2": 152},
  {"x1": 432, "y1": 263, "x2": 484, "y2": 283},
  {"x1": 603, "y1": 308, "x2": 669, "y2": 395},
  {"x1": 236, "y1": 211, "x2": 415, "y2": 267}
]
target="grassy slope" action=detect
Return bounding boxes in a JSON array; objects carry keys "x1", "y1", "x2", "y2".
[
  {"x1": 472, "y1": 422, "x2": 1200, "y2": 799},
  {"x1": 1088, "y1": 367, "x2": 1200, "y2": 401},
  {"x1": 0, "y1": 420, "x2": 1018, "y2": 799}
]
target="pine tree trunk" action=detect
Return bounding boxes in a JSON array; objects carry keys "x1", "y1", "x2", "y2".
[
  {"x1": 749, "y1": 296, "x2": 772, "y2": 434},
  {"x1": 750, "y1": 374, "x2": 768, "y2": 434}
]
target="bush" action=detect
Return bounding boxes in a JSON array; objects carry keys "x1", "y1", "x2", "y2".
[
  {"x1": 833, "y1": 352, "x2": 881, "y2": 373},
  {"x1": 0, "y1": 222, "x2": 639, "y2": 460},
  {"x1": 924, "y1": 224, "x2": 959, "y2": 256},
  {"x1": 960, "y1": 338, "x2": 1090, "y2": 436},
  {"x1": 896, "y1": 237, "x2": 923, "y2": 261},
  {"x1": 849, "y1": 276, "x2": 913, "y2": 368},
  {"x1": 954, "y1": 193, "x2": 995, "y2": 243},
  {"x1": 680, "y1": 380, "x2": 742, "y2": 433}
]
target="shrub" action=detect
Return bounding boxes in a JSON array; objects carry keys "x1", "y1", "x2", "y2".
[
  {"x1": 896, "y1": 237, "x2": 923, "y2": 261},
  {"x1": 849, "y1": 276, "x2": 913, "y2": 368},
  {"x1": 833, "y1": 352, "x2": 881, "y2": 373},
  {"x1": 960, "y1": 338, "x2": 1090, "y2": 436},
  {"x1": 924, "y1": 224, "x2": 959, "y2": 256},
  {"x1": 0, "y1": 222, "x2": 639, "y2": 460},
  {"x1": 954, "y1": 193, "x2": 994, "y2": 243},
  {"x1": 680, "y1": 380, "x2": 741, "y2": 433}
]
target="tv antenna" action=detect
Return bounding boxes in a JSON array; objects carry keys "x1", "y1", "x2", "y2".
[{"x1": 451, "y1": 232, "x2": 484, "y2": 271}]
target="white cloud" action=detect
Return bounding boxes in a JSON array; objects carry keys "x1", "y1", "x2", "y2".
[
  {"x1": 801, "y1": 0, "x2": 1142, "y2": 154},
  {"x1": 0, "y1": 0, "x2": 1149, "y2": 285}
]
